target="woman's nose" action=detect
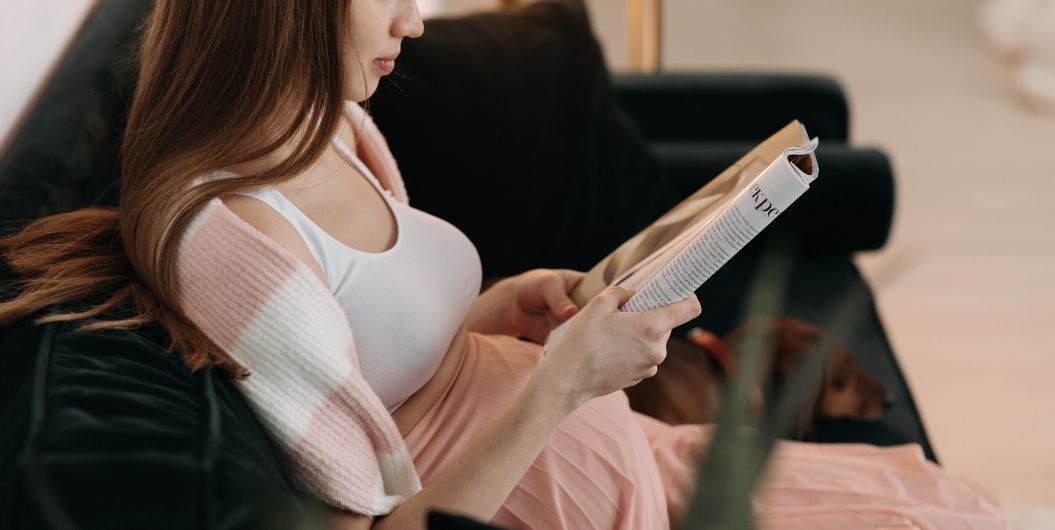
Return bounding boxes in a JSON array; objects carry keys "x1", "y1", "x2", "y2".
[{"x1": 395, "y1": 0, "x2": 425, "y2": 39}]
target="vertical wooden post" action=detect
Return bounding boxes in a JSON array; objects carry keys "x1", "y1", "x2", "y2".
[{"x1": 627, "y1": 0, "x2": 662, "y2": 72}]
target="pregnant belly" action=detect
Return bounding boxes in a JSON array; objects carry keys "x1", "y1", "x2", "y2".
[{"x1": 390, "y1": 322, "x2": 471, "y2": 436}]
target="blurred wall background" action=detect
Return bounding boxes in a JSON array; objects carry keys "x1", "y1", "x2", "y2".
[{"x1": 0, "y1": 0, "x2": 96, "y2": 153}]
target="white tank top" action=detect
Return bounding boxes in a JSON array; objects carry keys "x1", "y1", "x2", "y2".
[{"x1": 226, "y1": 137, "x2": 482, "y2": 412}]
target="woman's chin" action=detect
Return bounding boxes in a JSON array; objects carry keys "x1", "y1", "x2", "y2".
[{"x1": 345, "y1": 80, "x2": 381, "y2": 103}]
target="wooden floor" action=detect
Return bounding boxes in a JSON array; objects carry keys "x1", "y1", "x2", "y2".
[{"x1": 641, "y1": 0, "x2": 1055, "y2": 523}]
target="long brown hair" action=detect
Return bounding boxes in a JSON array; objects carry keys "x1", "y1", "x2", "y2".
[{"x1": 0, "y1": 0, "x2": 357, "y2": 376}]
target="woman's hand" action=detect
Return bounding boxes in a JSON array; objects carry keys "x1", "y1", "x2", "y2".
[
  {"x1": 534, "y1": 286, "x2": 702, "y2": 411},
  {"x1": 466, "y1": 268, "x2": 585, "y2": 343},
  {"x1": 338, "y1": 286, "x2": 699, "y2": 530}
]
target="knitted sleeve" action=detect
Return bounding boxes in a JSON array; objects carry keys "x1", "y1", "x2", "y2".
[{"x1": 173, "y1": 197, "x2": 421, "y2": 515}]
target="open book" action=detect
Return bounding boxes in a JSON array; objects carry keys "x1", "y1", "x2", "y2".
[{"x1": 546, "y1": 121, "x2": 820, "y2": 348}]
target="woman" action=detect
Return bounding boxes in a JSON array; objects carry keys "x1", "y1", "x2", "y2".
[{"x1": 0, "y1": 0, "x2": 1008, "y2": 529}]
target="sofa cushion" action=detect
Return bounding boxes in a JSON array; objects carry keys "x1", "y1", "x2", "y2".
[{"x1": 0, "y1": 308, "x2": 313, "y2": 529}]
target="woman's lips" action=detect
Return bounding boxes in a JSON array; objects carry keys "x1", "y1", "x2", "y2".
[{"x1": 374, "y1": 58, "x2": 396, "y2": 75}]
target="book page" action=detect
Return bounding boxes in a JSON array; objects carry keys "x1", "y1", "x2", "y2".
[
  {"x1": 622, "y1": 138, "x2": 818, "y2": 312},
  {"x1": 569, "y1": 121, "x2": 809, "y2": 308}
]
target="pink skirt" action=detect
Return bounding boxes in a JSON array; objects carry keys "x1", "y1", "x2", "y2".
[{"x1": 403, "y1": 333, "x2": 1008, "y2": 530}]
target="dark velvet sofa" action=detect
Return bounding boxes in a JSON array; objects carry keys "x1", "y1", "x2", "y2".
[{"x1": 0, "y1": 0, "x2": 933, "y2": 527}]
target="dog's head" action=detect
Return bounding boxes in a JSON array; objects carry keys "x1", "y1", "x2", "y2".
[
  {"x1": 819, "y1": 348, "x2": 892, "y2": 421},
  {"x1": 731, "y1": 317, "x2": 893, "y2": 423}
]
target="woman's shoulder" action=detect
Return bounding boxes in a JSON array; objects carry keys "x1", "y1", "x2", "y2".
[
  {"x1": 173, "y1": 194, "x2": 335, "y2": 318},
  {"x1": 213, "y1": 194, "x2": 329, "y2": 288},
  {"x1": 176, "y1": 193, "x2": 328, "y2": 294}
]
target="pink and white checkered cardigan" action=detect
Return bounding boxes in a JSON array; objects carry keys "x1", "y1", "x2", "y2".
[{"x1": 173, "y1": 103, "x2": 419, "y2": 515}]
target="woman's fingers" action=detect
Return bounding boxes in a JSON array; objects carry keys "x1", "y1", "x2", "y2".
[
  {"x1": 665, "y1": 293, "x2": 703, "y2": 328},
  {"x1": 539, "y1": 272, "x2": 579, "y2": 320},
  {"x1": 542, "y1": 286, "x2": 701, "y2": 403},
  {"x1": 592, "y1": 286, "x2": 637, "y2": 312},
  {"x1": 638, "y1": 293, "x2": 702, "y2": 336},
  {"x1": 589, "y1": 287, "x2": 700, "y2": 332},
  {"x1": 557, "y1": 269, "x2": 587, "y2": 290},
  {"x1": 528, "y1": 319, "x2": 552, "y2": 344}
]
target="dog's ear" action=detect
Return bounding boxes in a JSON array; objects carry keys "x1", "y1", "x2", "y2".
[
  {"x1": 829, "y1": 349, "x2": 856, "y2": 391},
  {"x1": 771, "y1": 317, "x2": 823, "y2": 376}
]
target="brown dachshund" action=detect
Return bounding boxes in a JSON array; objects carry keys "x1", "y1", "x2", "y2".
[{"x1": 624, "y1": 317, "x2": 893, "y2": 433}]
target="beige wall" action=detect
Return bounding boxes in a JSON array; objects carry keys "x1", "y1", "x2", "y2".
[
  {"x1": 0, "y1": 0, "x2": 97, "y2": 154},
  {"x1": 435, "y1": 0, "x2": 629, "y2": 70}
]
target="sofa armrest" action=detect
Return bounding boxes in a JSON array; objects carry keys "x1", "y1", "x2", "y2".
[
  {"x1": 613, "y1": 72, "x2": 851, "y2": 143},
  {"x1": 653, "y1": 142, "x2": 895, "y2": 252}
]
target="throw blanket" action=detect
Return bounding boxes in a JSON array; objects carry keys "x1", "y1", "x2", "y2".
[{"x1": 173, "y1": 102, "x2": 419, "y2": 515}]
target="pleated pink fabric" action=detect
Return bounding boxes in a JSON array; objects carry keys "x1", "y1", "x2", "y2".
[
  {"x1": 752, "y1": 442, "x2": 1009, "y2": 529},
  {"x1": 634, "y1": 414, "x2": 1009, "y2": 529},
  {"x1": 405, "y1": 333, "x2": 1010, "y2": 530},
  {"x1": 404, "y1": 333, "x2": 670, "y2": 529}
]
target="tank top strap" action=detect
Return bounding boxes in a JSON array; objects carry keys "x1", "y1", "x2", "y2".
[
  {"x1": 224, "y1": 187, "x2": 327, "y2": 272},
  {"x1": 330, "y1": 136, "x2": 395, "y2": 201}
]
